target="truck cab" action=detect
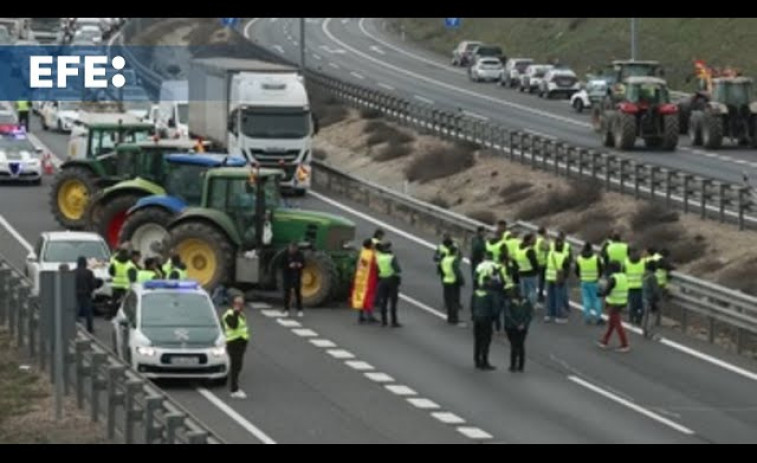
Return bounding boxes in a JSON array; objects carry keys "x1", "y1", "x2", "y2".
[
  {"x1": 157, "y1": 80, "x2": 190, "y2": 139},
  {"x1": 67, "y1": 111, "x2": 156, "y2": 160}
]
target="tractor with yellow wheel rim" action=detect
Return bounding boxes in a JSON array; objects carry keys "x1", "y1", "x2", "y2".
[
  {"x1": 49, "y1": 119, "x2": 158, "y2": 229},
  {"x1": 161, "y1": 167, "x2": 357, "y2": 307}
]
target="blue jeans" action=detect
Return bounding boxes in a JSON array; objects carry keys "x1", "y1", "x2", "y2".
[
  {"x1": 519, "y1": 275, "x2": 538, "y2": 307},
  {"x1": 547, "y1": 282, "x2": 566, "y2": 319},
  {"x1": 580, "y1": 281, "x2": 601, "y2": 322},
  {"x1": 628, "y1": 289, "x2": 643, "y2": 322}
]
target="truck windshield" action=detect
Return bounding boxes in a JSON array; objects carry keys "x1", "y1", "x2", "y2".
[
  {"x1": 30, "y1": 18, "x2": 60, "y2": 32},
  {"x1": 164, "y1": 164, "x2": 209, "y2": 205},
  {"x1": 176, "y1": 104, "x2": 189, "y2": 124},
  {"x1": 241, "y1": 108, "x2": 310, "y2": 139}
]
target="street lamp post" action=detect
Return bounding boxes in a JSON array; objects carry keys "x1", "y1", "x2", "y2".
[
  {"x1": 299, "y1": 18, "x2": 306, "y2": 75},
  {"x1": 630, "y1": 18, "x2": 637, "y2": 61}
]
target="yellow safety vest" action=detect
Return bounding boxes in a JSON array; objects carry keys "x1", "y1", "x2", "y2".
[
  {"x1": 162, "y1": 261, "x2": 173, "y2": 276},
  {"x1": 515, "y1": 246, "x2": 534, "y2": 274},
  {"x1": 607, "y1": 242, "x2": 629, "y2": 266},
  {"x1": 606, "y1": 273, "x2": 629, "y2": 306},
  {"x1": 136, "y1": 270, "x2": 157, "y2": 283},
  {"x1": 646, "y1": 253, "x2": 669, "y2": 288},
  {"x1": 499, "y1": 262, "x2": 515, "y2": 289},
  {"x1": 170, "y1": 267, "x2": 188, "y2": 280},
  {"x1": 16, "y1": 100, "x2": 29, "y2": 112},
  {"x1": 546, "y1": 249, "x2": 568, "y2": 283},
  {"x1": 485, "y1": 239, "x2": 506, "y2": 262},
  {"x1": 577, "y1": 255, "x2": 599, "y2": 282},
  {"x1": 476, "y1": 260, "x2": 499, "y2": 287},
  {"x1": 111, "y1": 258, "x2": 135, "y2": 289},
  {"x1": 441, "y1": 255, "x2": 458, "y2": 284},
  {"x1": 624, "y1": 258, "x2": 645, "y2": 290},
  {"x1": 223, "y1": 309, "x2": 250, "y2": 342},
  {"x1": 535, "y1": 236, "x2": 549, "y2": 266},
  {"x1": 505, "y1": 237, "x2": 522, "y2": 260},
  {"x1": 376, "y1": 252, "x2": 395, "y2": 278}
]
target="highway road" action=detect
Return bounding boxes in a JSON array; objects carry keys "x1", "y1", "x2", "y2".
[
  {"x1": 1, "y1": 111, "x2": 757, "y2": 443},
  {"x1": 244, "y1": 17, "x2": 757, "y2": 186}
]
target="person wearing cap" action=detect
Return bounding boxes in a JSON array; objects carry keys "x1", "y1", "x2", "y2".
[
  {"x1": 281, "y1": 242, "x2": 305, "y2": 318},
  {"x1": 434, "y1": 233, "x2": 457, "y2": 278},
  {"x1": 375, "y1": 241, "x2": 402, "y2": 327},
  {"x1": 136, "y1": 257, "x2": 160, "y2": 283},
  {"x1": 75, "y1": 255, "x2": 103, "y2": 333},
  {"x1": 440, "y1": 243, "x2": 465, "y2": 325},
  {"x1": 504, "y1": 287, "x2": 533, "y2": 372},
  {"x1": 371, "y1": 228, "x2": 385, "y2": 247},
  {"x1": 472, "y1": 271, "x2": 497, "y2": 371},
  {"x1": 131, "y1": 250, "x2": 143, "y2": 271},
  {"x1": 108, "y1": 245, "x2": 137, "y2": 319},
  {"x1": 223, "y1": 295, "x2": 250, "y2": 399},
  {"x1": 168, "y1": 254, "x2": 188, "y2": 280}
]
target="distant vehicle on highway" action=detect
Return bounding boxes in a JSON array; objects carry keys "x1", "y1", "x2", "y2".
[
  {"x1": 500, "y1": 58, "x2": 534, "y2": 88},
  {"x1": 520, "y1": 64, "x2": 554, "y2": 93},
  {"x1": 470, "y1": 44, "x2": 505, "y2": 66},
  {"x1": 40, "y1": 95, "x2": 81, "y2": 132},
  {"x1": 539, "y1": 68, "x2": 581, "y2": 99},
  {"x1": 451, "y1": 40, "x2": 482, "y2": 67},
  {"x1": 0, "y1": 125, "x2": 42, "y2": 184},
  {"x1": 469, "y1": 57, "x2": 504, "y2": 83},
  {"x1": 570, "y1": 78, "x2": 612, "y2": 113}
]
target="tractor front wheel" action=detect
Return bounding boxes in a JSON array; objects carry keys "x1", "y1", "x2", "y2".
[
  {"x1": 49, "y1": 167, "x2": 98, "y2": 230},
  {"x1": 119, "y1": 207, "x2": 175, "y2": 258},
  {"x1": 702, "y1": 113, "x2": 724, "y2": 150},
  {"x1": 277, "y1": 250, "x2": 338, "y2": 308},
  {"x1": 94, "y1": 195, "x2": 144, "y2": 249},
  {"x1": 170, "y1": 222, "x2": 234, "y2": 289}
]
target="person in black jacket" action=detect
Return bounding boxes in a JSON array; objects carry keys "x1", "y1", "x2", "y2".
[
  {"x1": 504, "y1": 287, "x2": 533, "y2": 372},
  {"x1": 75, "y1": 256, "x2": 103, "y2": 333},
  {"x1": 282, "y1": 242, "x2": 305, "y2": 317}
]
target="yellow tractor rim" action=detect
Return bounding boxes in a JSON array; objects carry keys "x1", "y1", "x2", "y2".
[
  {"x1": 301, "y1": 263, "x2": 321, "y2": 299},
  {"x1": 176, "y1": 238, "x2": 217, "y2": 286},
  {"x1": 57, "y1": 179, "x2": 90, "y2": 220}
]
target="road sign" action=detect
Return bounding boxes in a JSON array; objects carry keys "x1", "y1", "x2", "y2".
[
  {"x1": 221, "y1": 18, "x2": 239, "y2": 28},
  {"x1": 445, "y1": 18, "x2": 461, "y2": 28}
]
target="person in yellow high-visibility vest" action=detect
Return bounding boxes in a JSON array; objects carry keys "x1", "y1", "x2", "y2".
[
  {"x1": 440, "y1": 245, "x2": 464, "y2": 325},
  {"x1": 545, "y1": 234, "x2": 570, "y2": 324},
  {"x1": 15, "y1": 100, "x2": 30, "y2": 132},
  {"x1": 535, "y1": 227, "x2": 550, "y2": 303},
  {"x1": 624, "y1": 248, "x2": 646, "y2": 325},
  {"x1": 598, "y1": 262, "x2": 630, "y2": 352},
  {"x1": 375, "y1": 242, "x2": 402, "y2": 327},
  {"x1": 575, "y1": 242, "x2": 603, "y2": 325},
  {"x1": 223, "y1": 295, "x2": 250, "y2": 399},
  {"x1": 514, "y1": 233, "x2": 539, "y2": 307},
  {"x1": 107, "y1": 246, "x2": 137, "y2": 319}
]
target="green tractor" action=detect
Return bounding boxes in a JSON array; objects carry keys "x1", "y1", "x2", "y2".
[
  {"x1": 159, "y1": 167, "x2": 357, "y2": 307},
  {"x1": 687, "y1": 76, "x2": 757, "y2": 149},
  {"x1": 50, "y1": 114, "x2": 157, "y2": 229},
  {"x1": 86, "y1": 153, "x2": 247, "y2": 249}
]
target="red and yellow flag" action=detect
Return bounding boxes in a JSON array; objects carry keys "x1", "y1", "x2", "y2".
[{"x1": 349, "y1": 248, "x2": 378, "y2": 310}]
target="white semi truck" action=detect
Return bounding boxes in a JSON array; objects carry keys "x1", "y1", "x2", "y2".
[{"x1": 188, "y1": 57, "x2": 318, "y2": 195}]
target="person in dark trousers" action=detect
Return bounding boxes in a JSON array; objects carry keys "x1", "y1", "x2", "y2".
[
  {"x1": 545, "y1": 233, "x2": 571, "y2": 323},
  {"x1": 434, "y1": 233, "x2": 455, "y2": 277},
  {"x1": 469, "y1": 226, "x2": 487, "y2": 287},
  {"x1": 75, "y1": 256, "x2": 102, "y2": 333},
  {"x1": 504, "y1": 287, "x2": 533, "y2": 372},
  {"x1": 472, "y1": 273, "x2": 497, "y2": 370},
  {"x1": 108, "y1": 246, "x2": 137, "y2": 319},
  {"x1": 375, "y1": 241, "x2": 402, "y2": 327},
  {"x1": 223, "y1": 295, "x2": 250, "y2": 399},
  {"x1": 598, "y1": 262, "x2": 630, "y2": 352},
  {"x1": 642, "y1": 260, "x2": 662, "y2": 338},
  {"x1": 440, "y1": 244, "x2": 465, "y2": 325},
  {"x1": 15, "y1": 100, "x2": 30, "y2": 132},
  {"x1": 282, "y1": 242, "x2": 305, "y2": 317},
  {"x1": 514, "y1": 233, "x2": 540, "y2": 307},
  {"x1": 535, "y1": 227, "x2": 550, "y2": 303},
  {"x1": 625, "y1": 247, "x2": 646, "y2": 325},
  {"x1": 496, "y1": 250, "x2": 516, "y2": 332}
]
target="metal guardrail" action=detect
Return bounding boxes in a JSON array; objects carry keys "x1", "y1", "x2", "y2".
[
  {"x1": 313, "y1": 159, "x2": 757, "y2": 355},
  {"x1": 0, "y1": 254, "x2": 224, "y2": 444}
]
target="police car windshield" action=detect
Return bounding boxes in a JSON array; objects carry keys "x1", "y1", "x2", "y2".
[
  {"x1": 43, "y1": 240, "x2": 109, "y2": 263},
  {"x1": 140, "y1": 293, "x2": 217, "y2": 328}
]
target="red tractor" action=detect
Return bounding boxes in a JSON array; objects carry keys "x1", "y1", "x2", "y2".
[{"x1": 594, "y1": 76, "x2": 679, "y2": 151}]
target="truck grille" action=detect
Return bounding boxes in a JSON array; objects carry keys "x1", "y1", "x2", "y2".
[{"x1": 247, "y1": 149, "x2": 300, "y2": 163}]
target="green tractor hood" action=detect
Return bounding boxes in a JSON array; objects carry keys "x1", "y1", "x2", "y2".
[
  {"x1": 101, "y1": 177, "x2": 166, "y2": 199},
  {"x1": 272, "y1": 208, "x2": 356, "y2": 252}
]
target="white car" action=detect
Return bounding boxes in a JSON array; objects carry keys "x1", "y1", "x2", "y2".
[
  {"x1": 539, "y1": 68, "x2": 581, "y2": 99},
  {"x1": 0, "y1": 124, "x2": 42, "y2": 185},
  {"x1": 451, "y1": 40, "x2": 482, "y2": 67},
  {"x1": 25, "y1": 231, "x2": 113, "y2": 310},
  {"x1": 469, "y1": 58, "x2": 504, "y2": 82},
  {"x1": 74, "y1": 25, "x2": 102, "y2": 44},
  {"x1": 520, "y1": 64, "x2": 554, "y2": 93},
  {"x1": 41, "y1": 99, "x2": 81, "y2": 132},
  {"x1": 111, "y1": 280, "x2": 230, "y2": 382},
  {"x1": 570, "y1": 79, "x2": 610, "y2": 113},
  {"x1": 500, "y1": 58, "x2": 534, "y2": 88}
]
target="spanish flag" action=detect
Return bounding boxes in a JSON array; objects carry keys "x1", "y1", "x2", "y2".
[{"x1": 349, "y1": 247, "x2": 378, "y2": 311}]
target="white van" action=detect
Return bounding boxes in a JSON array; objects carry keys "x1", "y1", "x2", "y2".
[{"x1": 157, "y1": 80, "x2": 189, "y2": 139}]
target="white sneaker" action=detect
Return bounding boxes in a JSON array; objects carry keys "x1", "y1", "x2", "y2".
[
  {"x1": 230, "y1": 390, "x2": 247, "y2": 399},
  {"x1": 297, "y1": 311, "x2": 304, "y2": 318},
  {"x1": 280, "y1": 310, "x2": 289, "y2": 317}
]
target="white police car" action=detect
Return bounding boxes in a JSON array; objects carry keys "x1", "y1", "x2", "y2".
[
  {"x1": 111, "y1": 280, "x2": 229, "y2": 384},
  {"x1": 0, "y1": 122, "x2": 43, "y2": 185}
]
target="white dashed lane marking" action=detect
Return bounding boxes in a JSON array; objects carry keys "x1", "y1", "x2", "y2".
[
  {"x1": 364, "y1": 372, "x2": 395, "y2": 383},
  {"x1": 457, "y1": 427, "x2": 494, "y2": 440},
  {"x1": 309, "y1": 338, "x2": 337, "y2": 348},
  {"x1": 345, "y1": 360, "x2": 375, "y2": 371},
  {"x1": 327, "y1": 349, "x2": 356, "y2": 359},
  {"x1": 384, "y1": 385, "x2": 417, "y2": 396},
  {"x1": 431, "y1": 412, "x2": 466, "y2": 425},
  {"x1": 276, "y1": 319, "x2": 301, "y2": 328},
  {"x1": 407, "y1": 398, "x2": 441, "y2": 410},
  {"x1": 292, "y1": 328, "x2": 318, "y2": 337}
]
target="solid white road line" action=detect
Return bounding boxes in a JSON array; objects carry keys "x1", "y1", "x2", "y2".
[
  {"x1": 305, "y1": 189, "x2": 757, "y2": 384},
  {"x1": 406, "y1": 398, "x2": 440, "y2": 409},
  {"x1": 0, "y1": 215, "x2": 32, "y2": 252},
  {"x1": 462, "y1": 110, "x2": 489, "y2": 121},
  {"x1": 327, "y1": 349, "x2": 355, "y2": 359},
  {"x1": 309, "y1": 338, "x2": 337, "y2": 348},
  {"x1": 456, "y1": 426, "x2": 493, "y2": 440},
  {"x1": 384, "y1": 384, "x2": 417, "y2": 396},
  {"x1": 277, "y1": 318, "x2": 301, "y2": 328},
  {"x1": 196, "y1": 388, "x2": 277, "y2": 444},
  {"x1": 292, "y1": 328, "x2": 318, "y2": 337},
  {"x1": 567, "y1": 375, "x2": 695, "y2": 435},
  {"x1": 350, "y1": 71, "x2": 365, "y2": 80},
  {"x1": 377, "y1": 82, "x2": 395, "y2": 91},
  {"x1": 369, "y1": 45, "x2": 385, "y2": 55},
  {"x1": 431, "y1": 411, "x2": 466, "y2": 424},
  {"x1": 345, "y1": 360, "x2": 375, "y2": 371},
  {"x1": 413, "y1": 95, "x2": 434, "y2": 105},
  {"x1": 364, "y1": 372, "x2": 395, "y2": 382},
  {"x1": 322, "y1": 18, "x2": 590, "y2": 129}
]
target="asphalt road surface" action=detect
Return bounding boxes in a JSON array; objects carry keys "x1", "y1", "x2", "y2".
[
  {"x1": 0, "y1": 112, "x2": 756, "y2": 443},
  {"x1": 244, "y1": 18, "x2": 757, "y2": 186}
]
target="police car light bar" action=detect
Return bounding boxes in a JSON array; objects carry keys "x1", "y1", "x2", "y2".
[{"x1": 143, "y1": 280, "x2": 200, "y2": 290}]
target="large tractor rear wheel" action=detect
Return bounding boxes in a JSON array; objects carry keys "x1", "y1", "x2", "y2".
[
  {"x1": 49, "y1": 167, "x2": 98, "y2": 230},
  {"x1": 94, "y1": 195, "x2": 144, "y2": 249},
  {"x1": 661, "y1": 114, "x2": 679, "y2": 151},
  {"x1": 599, "y1": 111, "x2": 615, "y2": 147},
  {"x1": 299, "y1": 250, "x2": 338, "y2": 307},
  {"x1": 119, "y1": 207, "x2": 175, "y2": 259},
  {"x1": 170, "y1": 222, "x2": 234, "y2": 289},
  {"x1": 688, "y1": 111, "x2": 703, "y2": 146},
  {"x1": 702, "y1": 113, "x2": 724, "y2": 149},
  {"x1": 614, "y1": 113, "x2": 636, "y2": 150}
]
